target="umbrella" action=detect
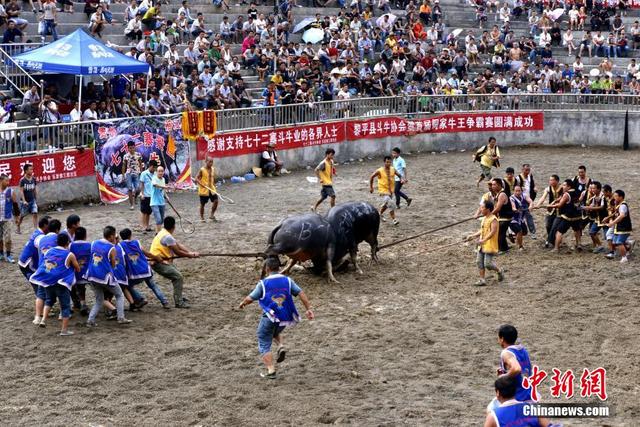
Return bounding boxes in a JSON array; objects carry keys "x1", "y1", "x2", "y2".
[
  {"x1": 548, "y1": 8, "x2": 564, "y2": 21},
  {"x1": 302, "y1": 27, "x2": 325, "y2": 44},
  {"x1": 451, "y1": 28, "x2": 464, "y2": 38},
  {"x1": 293, "y1": 17, "x2": 317, "y2": 34},
  {"x1": 376, "y1": 13, "x2": 397, "y2": 27}
]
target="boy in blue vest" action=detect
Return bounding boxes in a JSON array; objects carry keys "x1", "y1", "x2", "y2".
[
  {"x1": 18, "y1": 215, "x2": 50, "y2": 325},
  {"x1": 119, "y1": 228, "x2": 170, "y2": 309},
  {"x1": 0, "y1": 173, "x2": 18, "y2": 263},
  {"x1": 238, "y1": 257, "x2": 315, "y2": 379},
  {"x1": 29, "y1": 233, "x2": 81, "y2": 336},
  {"x1": 70, "y1": 227, "x2": 91, "y2": 315},
  {"x1": 35, "y1": 218, "x2": 62, "y2": 264},
  {"x1": 484, "y1": 376, "x2": 550, "y2": 427},
  {"x1": 85, "y1": 225, "x2": 132, "y2": 327}
]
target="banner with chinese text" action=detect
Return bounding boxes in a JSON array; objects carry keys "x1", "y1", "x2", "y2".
[
  {"x1": 347, "y1": 112, "x2": 544, "y2": 140},
  {"x1": 196, "y1": 121, "x2": 345, "y2": 159},
  {"x1": 0, "y1": 149, "x2": 94, "y2": 187},
  {"x1": 93, "y1": 115, "x2": 194, "y2": 204}
]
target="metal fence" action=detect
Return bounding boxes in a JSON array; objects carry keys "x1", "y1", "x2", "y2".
[
  {"x1": 0, "y1": 44, "x2": 42, "y2": 96},
  {"x1": 1, "y1": 93, "x2": 639, "y2": 157}
]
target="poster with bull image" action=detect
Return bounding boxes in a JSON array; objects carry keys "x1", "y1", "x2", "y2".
[{"x1": 93, "y1": 115, "x2": 194, "y2": 204}]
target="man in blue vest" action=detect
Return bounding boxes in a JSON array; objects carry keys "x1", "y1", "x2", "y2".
[
  {"x1": 238, "y1": 257, "x2": 315, "y2": 379},
  {"x1": 497, "y1": 324, "x2": 533, "y2": 402},
  {"x1": 484, "y1": 376, "x2": 550, "y2": 427},
  {"x1": 0, "y1": 173, "x2": 18, "y2": 263},
  {"x1": 18, "y1": 215, "x2": 50, "y2": 325}
]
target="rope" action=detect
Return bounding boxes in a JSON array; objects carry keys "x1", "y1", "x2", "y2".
[
  {"x1": 376, "y1": 216, "x2": 477, "y2": 251},
  {"x1": 151, "y1": 251, "x2": 267, "y2": 261}
]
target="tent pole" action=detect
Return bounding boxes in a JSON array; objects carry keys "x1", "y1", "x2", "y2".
[{"x1": 78, "y1": 75, "x2": 83, "y2": 114}]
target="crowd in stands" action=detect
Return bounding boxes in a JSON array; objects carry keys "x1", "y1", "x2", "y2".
[{"x1": 1, "y1": 0, "x2": 639, "y2": 122}]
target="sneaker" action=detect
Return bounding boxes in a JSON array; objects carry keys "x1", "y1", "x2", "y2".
[
  {"x1": 620, "y1": 256, "x2": 629, "y2": 263},
  {"x1": 32, "y1": 316, "x2": 42, "y2": 325},
  {"x1": 380, "y1": 215, "x2": 387, "y2": 222},
  {"x1": 105, "y1": 310, "x2": 117, "y2": 320},
  {"x1": 86, "y1": 321, "x2": 97, "y2": 328},
  {"x1": 606, "y1": 252, "x2": 615, "y2": 259},
  {"x1": 117, "y1": 318, "x2": 132, "y2": 324},
  {"x1": 162, "y1": 302, "x2": 171, "y2": 309},
  {"x1": 59, "y1": 330, "x2": 74, "y2": 336},
  {"x1": 592, "y1": 247, "x2": 606, "y2": 254},
  {"x1": 129, "y1": 205, "x2": 134, "y2": 210},
  {"x1": 260, "y1": 371, "x2": 277, "y2": 379},
  {"x1": 497, "y1": 270, "x2": 505, "y2": 282},
  {"x1": 276, "y1": 346, "x2": 287, "y2": 363},
  {"x1": 392, "y1": 219, "x2": 399, "y2": 225},
  {"x1": 474, "y1": 279, "x2": 487, "y2": 286},
  {"x1": 544, "y1": 241, "x2": 550, "y2": 248},
  {"x1": 38, "y1": 319, "x2": 46, "y2": 328},
  {"x1": 5, "y1": 255, "x2": 14, "y2": 263},
  {"x1": 175, "y1": 302, "x2": 191, "y2": 309},
  {"x1": 530, "y1": 233, "x2": 537, "y2": 240},
  {"x1": 407, "y1": 198, "x2": 412, "y2": 207}
]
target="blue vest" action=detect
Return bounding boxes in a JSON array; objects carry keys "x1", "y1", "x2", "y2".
[
  {"x1": 85, "y1": 239, "x2": 116, "y2": 285},
  {"x1": 29, "y1": 246, "x2": 76, "y2": 290},
  {"x1": 113, "y1": 244, "x2": 128, "y2": 285},
  {"x1": 1, "y1": 188, "x2": 12, "y2": 220},
  {"x1": 258, "y1": 274, "x2": 300, "y2": 326},
  {"x1": 37, "y1": 233, "x2": 59, "y2": 265},
  {"x1": 120, "y1": 240, "x2": 152, "y2": 279},
  {"x1": 70, "y1": 240, "x2": 91, "y2": 282},
  {"x1": 493, "y1": 401, "x2": 540, "y2": 427},
  {"x1": 18, "y1": 228, "x2": 44, "y2": 271},
  {"x1": 501, "y1": 345, "x2": 533, "y2": 402}
]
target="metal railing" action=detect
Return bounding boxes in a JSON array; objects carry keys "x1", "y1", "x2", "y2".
[
  {"x1": 1, "y1": 93, "x2": 639, "y2": 158},
  {"x1": 0, "y1": 45, "x2": 42, "y2": 96}
]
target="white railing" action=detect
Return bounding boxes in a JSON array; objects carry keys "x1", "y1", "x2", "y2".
[{"x1": 0, "y1": 45, "x2": 42, "y2": 96}]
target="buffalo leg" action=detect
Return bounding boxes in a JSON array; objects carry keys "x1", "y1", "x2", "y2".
[
  {"x1": 369, "y1": 235, "x2": 379, "y2": 262},
  {"x1": 326, "y1": 259, "x2": 339, "y2": 283},
  {"x1": 350, "y1": 249, "x2": 363, "y2": 275},
  {"x1": 280, "y1": 258, "x2": 297, "y2": 275}
]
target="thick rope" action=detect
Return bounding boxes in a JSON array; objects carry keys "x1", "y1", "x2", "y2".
[{"x1": 376, "y1": 216, "x2": 477, "y2": 251}]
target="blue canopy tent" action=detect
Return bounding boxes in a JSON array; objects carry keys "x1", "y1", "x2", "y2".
[{"x1": 13, "y1": 28, "x2": 150, "y2": 109}]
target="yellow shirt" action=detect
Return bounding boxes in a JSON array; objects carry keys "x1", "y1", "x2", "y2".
[
  {"x1": 143, "y1": 6, "x2": 157, "y2": 20},
  {"x1": 270, "y1": 74, "x2": 283, "y2": 85},
  {"x1": 480, "y1": 145, "x2": 500, "y2": 168},
  {"x1": 150, "y1": 229, "x2": 173, "y2": 260},
  {"x1": 197, "y1": 166, "x2": 216, "y2": 196},
  {"x1": 377, "y1": 166, "x2": 395, "y2": 195},
  {"x1": 318, "y1": 159, "x2": 333, "y2": 186},
  {"x1": 480, "y1": 214, "x2": 499, "y2": 254}
]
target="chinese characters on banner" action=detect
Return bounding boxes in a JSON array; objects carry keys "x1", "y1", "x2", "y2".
[
  {"x1": 196, "y1": 122, "x2": 346, "y2": 159},
  {"x1": 0, "y1": 149, "x2": 94, "y2": 187},
  {"x1": 347, "y1": 112, "x2": 544, "y2": 140},
  {"x1": 93, "y1": 116, "x2": 194, "y2": 204},
  {"x1": 523, "y1": 365, "x2": 608, "y2": 401},
  {"x1": 196, "y1": 112, "x2": 543, "y2": 160}
]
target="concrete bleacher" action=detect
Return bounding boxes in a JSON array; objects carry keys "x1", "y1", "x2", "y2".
[{"x1": 4, "y1": 0, "x2": 639, "y2": 121}]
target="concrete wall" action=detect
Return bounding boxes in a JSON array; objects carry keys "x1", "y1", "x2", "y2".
[
  {"x1": 36, "y1": 175, "x2": 100, "y2": 206},
  {"x1": 195, "y1": 110, "x2": 639, "y2": 177}
]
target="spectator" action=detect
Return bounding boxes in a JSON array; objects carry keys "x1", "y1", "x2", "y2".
[
  {"x1": 260, "y1": 142, "x2": 283, "y2": 176},
  {"x1": 3, "y1": 20, "x2": 23, "y2": 43}
]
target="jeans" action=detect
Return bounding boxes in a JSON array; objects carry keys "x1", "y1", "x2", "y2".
[
  {"x1": 130, "y1": 276, "x2": 168, "y2": 304},
  {"x1": 152, "y1": 262, "x2": 184, "y2": 305},
  {"x1": 125, "y1": 173, "x2": 140, "y2": 192},
  {"x1": 476, "y1": 250, "x2": 498, "y2": 271},
  {"x1": 44, "y1": 285, "x2": 71, "y2": 318},
  {"x1": 257, "y1": 315, "x2": 286, "y2": 354},
  {"x1": 88, "y1": 281, "x2": 125, "y2": 322},
  {"x1": 394, "y1": 180, "x2": 409, "y2": 207},
  {"x1": 43, "y1": 19, "x2": 58, "y2": 41},
  {"x1": 594, "y1": 45, "x2": 606, "y2": 57},
  {"x1": 151, "y1": 205, "x2": 165, "y2": 225},
  {"x1": 522, "y1": 209, "x2": 536, "y2": 234},
  {"x1": 547, "y1": 215, "x2": 560, "y2": 245}
]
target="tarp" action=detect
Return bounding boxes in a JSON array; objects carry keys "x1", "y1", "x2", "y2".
[{"x1": 13, "y1": 28, "x2": 149, "y2": 75}]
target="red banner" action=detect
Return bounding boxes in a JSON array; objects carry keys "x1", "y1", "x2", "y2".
[
  {"x1": 197, "y1": 121, "x2": 346, "y2": 159},
  {"x1": 630, "y1": 0, "x2": 640, "y2": 8},
  {"x1": 0, "y1": 149, "x2": 95, "y2": 187},
  {"x1": 347, "y1": 112, "x2": 544, "y2": 140}
]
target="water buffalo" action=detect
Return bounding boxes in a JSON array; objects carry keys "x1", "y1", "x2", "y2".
[{"x1": 325, "y1": 202, "x2": 380, "y2": 274}]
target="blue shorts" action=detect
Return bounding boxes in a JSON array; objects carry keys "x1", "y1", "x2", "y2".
[
  {"x1": 21, "y1": 200, "x2": 38, "y2": 215},
  {"x1": 44, "y1": 284, "x2": 72, "y2": 318},
  {"x1": 151, "y1": 205, "x2": 165, "y2": 225},
  {"x1": 126, "y1": 173, "x2": 140, "y2": 192},
  {"x1": 613, "y1": 233, "x2": 630, "y2": 245},
  {"x1": 589, "y1": 222, "x2": 606, "y2": 237},
  {"x1": 31, "y1": 283, "x2": 47, "y2": 299},
  {"x1": 257, "y1": 316, "x2": 286, "y2": 355}
]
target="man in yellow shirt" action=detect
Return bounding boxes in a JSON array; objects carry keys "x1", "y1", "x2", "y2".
[
  {"x1": 195, "y1": 157, "x2": 219, "y2": 222},
  {"x1": 150, "y1": 216, "x2": 199, "y2": 308},
  {"x1": 369, "y1": 156, "x2": 404, "y2": 225},
  {"x1": 312, "y1": 148, "x2": 336, "y2": 212},
  {"x1": 467, "y1": 200, "x2": 505, "y2": 286},
  {"x1": 474, "y1": 136, "x2": 501, "y2": 188}
]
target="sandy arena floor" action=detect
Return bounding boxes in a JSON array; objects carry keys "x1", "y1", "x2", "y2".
[{"x1": 1, "y1": 146, "x2": 639, "y2": 426}]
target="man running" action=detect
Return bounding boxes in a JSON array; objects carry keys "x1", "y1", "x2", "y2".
[
  {"x1": 150, "y1": 216, "x2": 199, "y2": 308},
  {"x1": 474, "y1": 136, "x2": 501, "y2": 187},
  {"x1": 312, "y1": 148, "x2": 336, "y2": 212},
  {"x1": 195, "y1": 157, "x2": 219, "y2": 222},
  {"x1": 238, "y1": 256, "x2": 314, "y2": 379},
  {"x1": 391, "y1": 147, "x2": 412, "y2": 209},
  {"x1": 139, "y1": 160, "x2": 157, "y2": 233},
  {"x1": 484, "y1": 377, "x2": 550, "y2": 427},
  {"x1": 0, "y1": 174, "x2": 17, "y2": 263},
  {"x1": 606, "y1": 189, "x2": 633, "y2": 263},
  {"x1": 369, "y1": 156, "x2": 404, "y2": 225},
  {"x1": 468, "y1": 200, "x2": 504, "y2": 286},
  {"x1": 122, "y1": 140, "x2": 144, "y2": 211},
  {"x1": 17, "y1": 163, "x2": 38, "y2": 233},
  {"x1": 18, "y1": 216, "x2": 50, "y2": 325}
]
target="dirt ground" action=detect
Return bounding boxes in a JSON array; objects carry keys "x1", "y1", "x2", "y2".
[{"x1": 1, "y1": 146, "x2": 639, "y2": 426}]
